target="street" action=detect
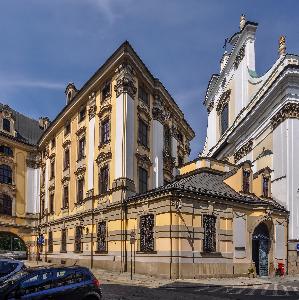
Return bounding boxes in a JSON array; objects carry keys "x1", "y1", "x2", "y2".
[{"x1": 101, "y1": 279, "x2": 299, "y2": 300}]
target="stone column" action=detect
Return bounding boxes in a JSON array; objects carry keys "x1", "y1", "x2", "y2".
[{"x1": 113, "y1": 62, "x2": 137, "y2": 199}]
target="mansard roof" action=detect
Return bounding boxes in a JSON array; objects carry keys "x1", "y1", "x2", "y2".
[
  {"x1": 0, "y1": 103, "x2": 44, "y2": 146},
  {"x1": 128, "y1": 168, "x2": 287, "y2": 212}
]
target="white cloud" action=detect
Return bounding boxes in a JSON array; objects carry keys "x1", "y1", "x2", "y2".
[{"x1": 0, "y1": 77, "x2": 64, "y2": 90}]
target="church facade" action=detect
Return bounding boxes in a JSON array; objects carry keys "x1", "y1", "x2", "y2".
[{"x1": 203, "y1": 15, "x2": 299, "y2": 273}]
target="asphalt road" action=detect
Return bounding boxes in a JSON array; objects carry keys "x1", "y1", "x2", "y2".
[{"x1": 101, "y1": 280, "x2": 299, "y2": 300}]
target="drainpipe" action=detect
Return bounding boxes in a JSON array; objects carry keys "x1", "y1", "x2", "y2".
[{"x1": 169, "y1": 199, "x2": 172, "y2": 279}]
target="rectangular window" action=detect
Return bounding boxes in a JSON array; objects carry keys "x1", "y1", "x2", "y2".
[
  {"x1": 49, "y1": 194, "x2": 54, "y2": 214},
  {"x1": 243, "y1": 170, "x2": 250, "y2": 193},
  {"x1": 138, "y1": 86, "x2": 149, "y2": 105},
  {"x1": 138, "y1": 119, "x2": 148, "y2": 147},
  {"x1": 65, "y1": 122, "x2": 71, "y2": 136},
  {"x1": 64, "y1": 148, "x2": 70, "y2": 170},
  {"x1": 48, "y1": 231, "x2": 53, "y2": 253},
  {"x1": 203, "y1": 215, "x2": 216, "y2": 253},
  {"x1": 62, "y1": 186, "x2": 69, "y2": 209},
  {"x1": 77, "y1": 178, "x2": 84, "y2": 204},
  {"x1": 140, "y1": 214, "x2": 154, "y2": 252},
  {"x1": 102, "y1": 82, "x2": 111, "y2": 99},
  {"x1": 41, "y1": 198, "x2": 45, "y2": 216},
  {"x1": 139, "y1": 167, "x2": 148, "y2": 194},
  {"x1": 263, "y1": 176, "x2": 269, "y2": 197},
  {"x1": 61, "y1": 229, "x2": 67, "y2": 253},
  {"x1": 79, "y1": 107, "x2": 86, "y2": 122},
  {"x1": 99, "y1": 166, "x2": 109, "y2": 194},
  {"x1": 97, "y1": 221, "x2": 107, "y2": 252},
  {"x1": 78, "y1": 137, "x2": 86, "y2": 161},
  {"x1": 101, "y1": 118, "x2": 110, "y2": 144},
  {"x1": 220, "y1": 104, "x2": 229, "y2": 135},
  {"x1": 177, "y1": 132, "x2": 183, "y2": 143},
  {"x1": 74, "y1": 226, "x2": 82, "y2": 253},
  {"x1": 50, "y1": 161, "x2": 55, "y2": 179}
]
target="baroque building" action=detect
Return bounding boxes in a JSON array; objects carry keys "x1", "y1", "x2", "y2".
[
  {"x1": 0, "y1": 103, "x2": 45, "y2": 258},
  {"x1": 202, "y1": 15, "x2": 297, "y2": 273}
]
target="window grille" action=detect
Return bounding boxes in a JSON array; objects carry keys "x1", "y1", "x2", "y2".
[
  {"x1": 74, "y1": 226, "x2": 82, "y2": 253},
  {"x1": 97, "y1": 221, "x2": 107, "y2": 252},
  {"x1": 61, "y1": 229, "x2": 67, "y2": 253},
  {"x1": 203, "y1": 215, "x2": 216, "y2": 253},
  {"x1": 140, "y1": 214, "x2": 154, "y2": 252}
]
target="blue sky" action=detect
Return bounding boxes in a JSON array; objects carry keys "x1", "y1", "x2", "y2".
[{"x1": 1, "y1": 0, "x2": 299, "y2": 158}]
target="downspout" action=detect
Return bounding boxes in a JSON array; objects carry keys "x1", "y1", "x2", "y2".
[{"x1": 169, "y1": 198, "x2": 172, "y2": 279}]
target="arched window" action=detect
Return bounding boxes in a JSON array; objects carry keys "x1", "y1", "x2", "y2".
[
  {"x1": 0, "y1": 145, "x2": 13, "y2": 156},
  {"x1": 3, "y1": 118, "x2": 11, "y2": 132},
  {"x1": 0, "y1": 165, "x2": 12, "y2": 184},
  {"x1": 0, "y1": 194, "x2": 12, "y2": 215}
]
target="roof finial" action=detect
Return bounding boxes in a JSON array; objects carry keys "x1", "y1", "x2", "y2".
[
  {"x1": 240, "y1": 14, "x2": 246, "y2": 30},
  {"x1": 278, "y1": 35, "x2": 286, "y2": 56}
]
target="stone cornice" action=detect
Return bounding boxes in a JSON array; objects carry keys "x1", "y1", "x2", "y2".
[
  {"x1": 271, "y1": 102, "x2": 299, "y2": 129},
  {"x1": 233, "y1": 140, "x2": 253, "y2": 163}
]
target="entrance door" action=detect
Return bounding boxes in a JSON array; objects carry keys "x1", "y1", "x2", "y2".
[{"x1": 252, "y1": 223, "x2": 270, "y2": 277}]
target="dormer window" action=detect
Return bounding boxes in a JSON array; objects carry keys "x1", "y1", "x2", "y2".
[
  {"x1": 79, "y1": 107, "x2": 86, "y2": 122},
  {"x1": 102, "y1": 81, "x2": 111, "y2": 100},
  {"x1": 0, "y1": 145, "x2": 13, "y2": 157},
  {"x1": 243, "y1": 170, "x2": 251, "y2": 193},
  {"x1": 3, "y1": 118, "x2": 10, "y2": 132}
]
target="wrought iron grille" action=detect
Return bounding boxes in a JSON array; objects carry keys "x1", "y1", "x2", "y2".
[
  {"x1": 48, "y1": 231, "x2": 53, "y2": 253},
  {"x1": 74, "y1": 226, "x2": 82, "y2": 253},
  {"x1": 140, "y1": 214, "x2": 154, "y2": 252},
  {"x1": 97, "y1": 221, "x2": 107, "y2": 252},
  {"x1": 61, "y1": 229, "x2": 67, "y2": 253},
  {"x1": 203, "y1": 215, "x2": 216, "y2": 253}
]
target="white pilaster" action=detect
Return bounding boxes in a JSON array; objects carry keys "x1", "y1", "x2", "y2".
[
  {"x1": 45, "y1": 159, "x2": 49, "y2": 210},
  {"x1": 87, "y1": 117, "x2": 95, "y2": 190},
  {"x1": 26, "y1": 167, "x2": 40, "y2": 214},
  {"x1": 152, "y1": 120, "x2": 164, "y2": 188}
]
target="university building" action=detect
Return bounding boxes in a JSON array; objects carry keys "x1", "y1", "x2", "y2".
[{"x1": 0, "y1": 15, "x2": 294, "y2": 278}]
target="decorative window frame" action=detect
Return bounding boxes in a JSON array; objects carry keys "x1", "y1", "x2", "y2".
[{"x1": 0, "y1": 105, "x2": 16, "y2": 136}]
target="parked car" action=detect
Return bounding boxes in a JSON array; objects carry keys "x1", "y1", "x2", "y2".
[
  {"x1": 0, "y1": 259, "x2": 25, "y2": 283},
  {"x1": 0, "y1": 265, "x2": 102, "y2": 300}
]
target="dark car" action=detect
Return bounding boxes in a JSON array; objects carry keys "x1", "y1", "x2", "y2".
[
  {"x1": 0, "y1": 259, "x2": 25, "y2": 283},
  {"x1": 0, "y1": 265, "x2": 102, "y2": 300}
]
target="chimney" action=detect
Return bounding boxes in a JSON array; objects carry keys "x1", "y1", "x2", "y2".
[{"x1": 39, "y1": 117, "x2": 50, "y2": 130}]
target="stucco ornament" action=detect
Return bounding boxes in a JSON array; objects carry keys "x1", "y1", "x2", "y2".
[
  {"x1": 114, "y1": 62, "x2": 137, "y2": 98},
  {"x1": 234, "y1": 45, "x2": 245, "y2": 70},
  {"x1": 278, "y1": 35, "x2": 286, "y2": 56},
  {"x1": 271, "y1": 102, "x2": 299, "y2": 129},
  {"x1": 240, "y1": 14, "x2": 246, "y2": 30},
  {"x1": 233, "y1": 140, "x2": 253, "y2": 163}
]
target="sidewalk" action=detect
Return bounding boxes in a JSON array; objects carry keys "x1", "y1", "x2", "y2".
[{"x1": 25, "y1": 261, "x2": 291, "y2": 288}]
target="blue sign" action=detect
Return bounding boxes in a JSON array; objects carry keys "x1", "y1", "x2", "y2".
[
  {"x1": 37, "y1": 235, "x2": 44, "y2": 246},
  {"x1": 296, "y1": 244, "x2": 299, "y2": 251}
]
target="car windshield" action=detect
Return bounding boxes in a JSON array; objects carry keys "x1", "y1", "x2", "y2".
[
  {"x1": 0, "y1": 261, "x2": 19, "y2": 278},
  {"x1": 0, "y1": 270, "x2": 28, "y2": 289}
]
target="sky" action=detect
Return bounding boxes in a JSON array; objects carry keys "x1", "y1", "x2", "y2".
[{"x1": 1, "y1": 0, "x2": 299, "y2": 159}]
